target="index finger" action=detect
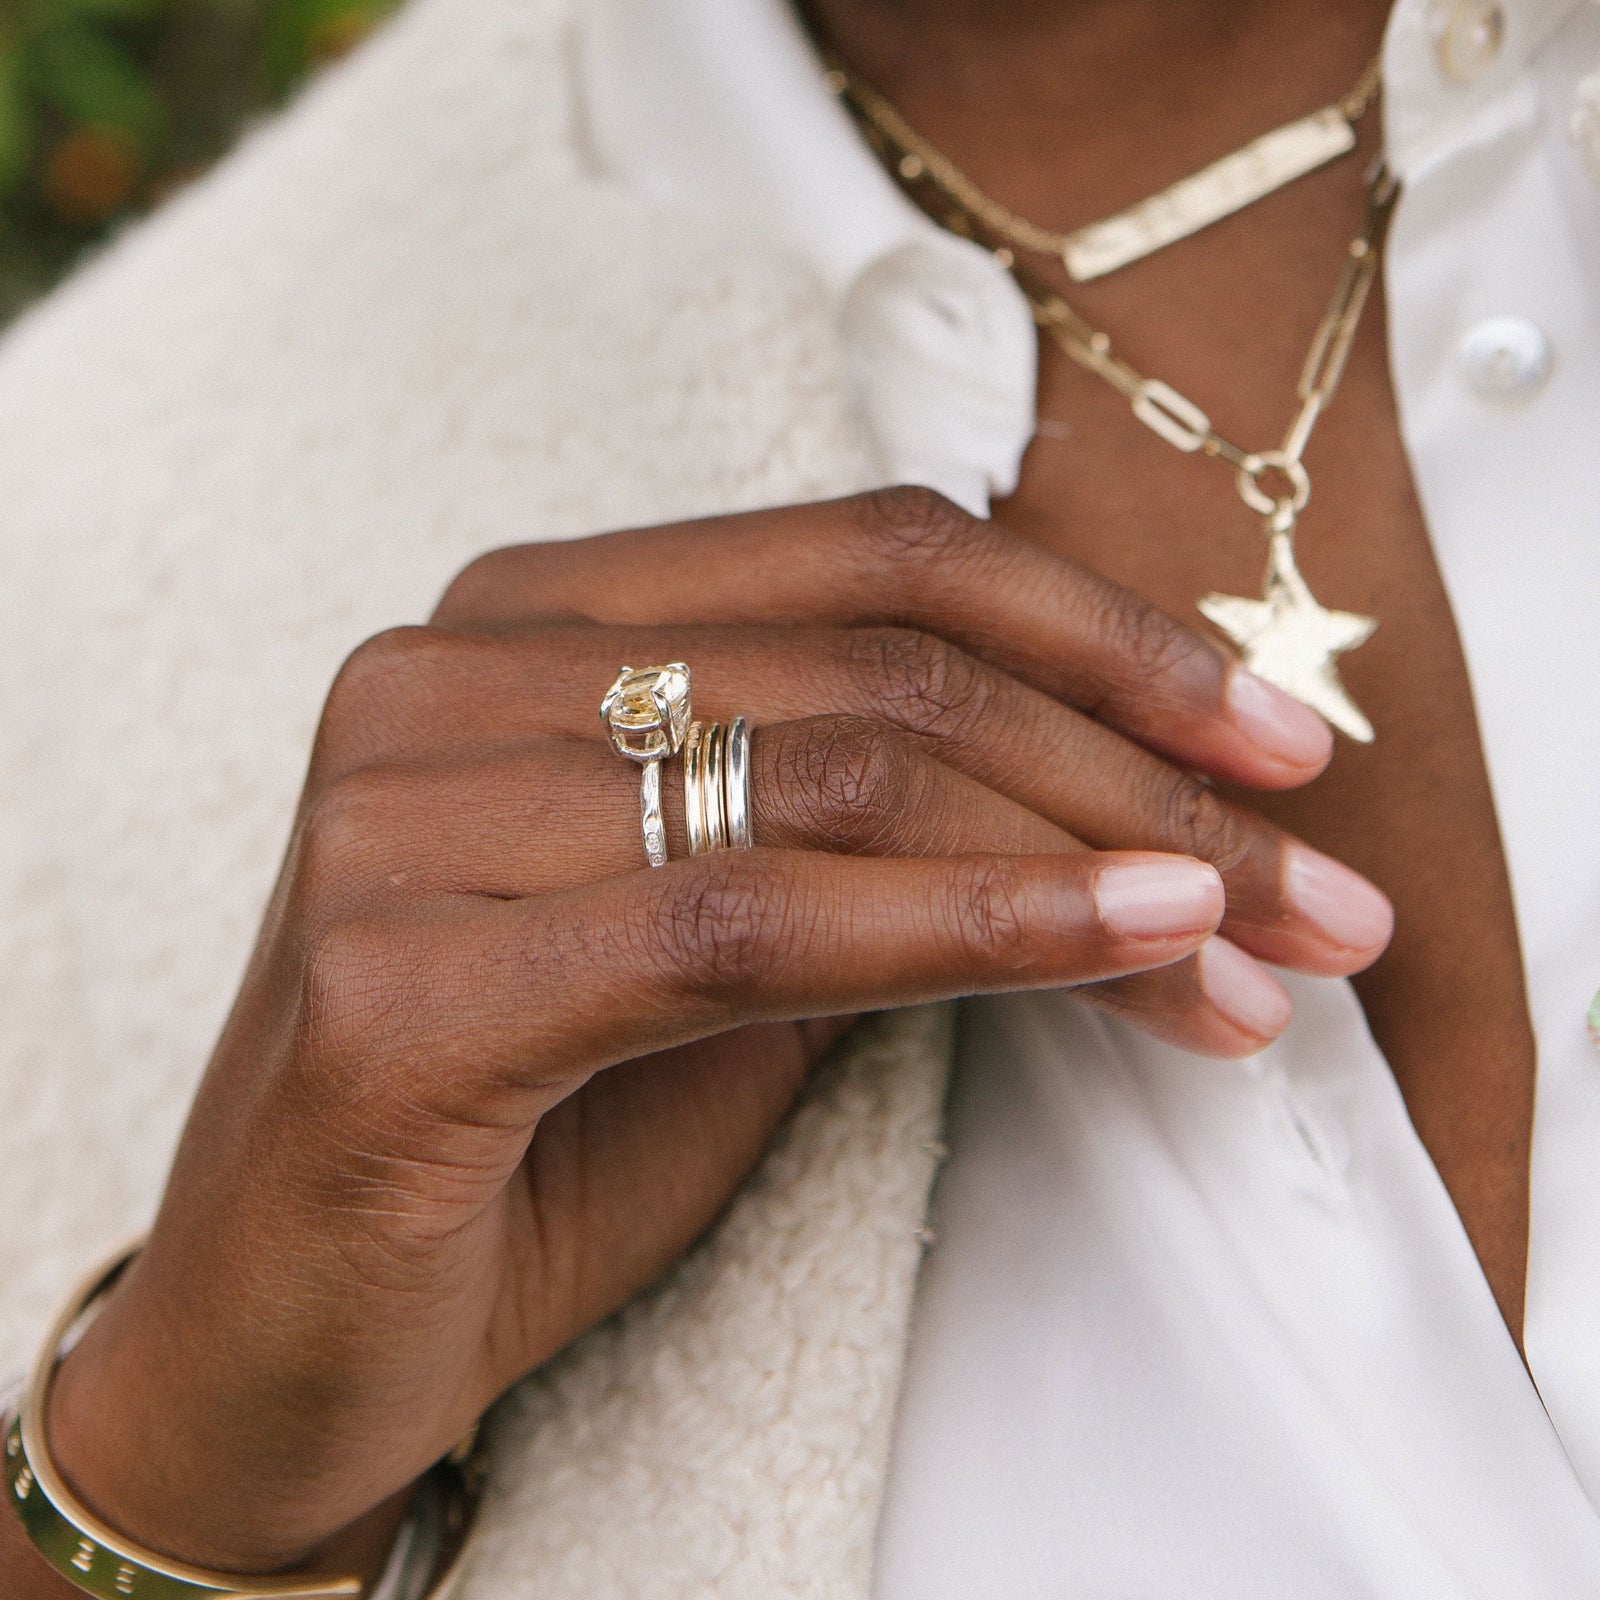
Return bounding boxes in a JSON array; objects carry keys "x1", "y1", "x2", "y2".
[{"x1": 433, "y1": 487, "x2": 1331, "y2": 788}]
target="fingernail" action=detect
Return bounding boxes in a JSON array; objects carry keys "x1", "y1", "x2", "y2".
[
  {"x1": 1226, "y1": 669, "x2": 1333, "y2": 768},
  {"x1": 1095, "y1": 856, "x2": 1224, "y2": 939},
  {"x1": 1198, "y1": 938, "x2": 1293, "y2": 1041},
  {"x1": 1283, "y1": 845, "x2": 1394, "y2": 952}
]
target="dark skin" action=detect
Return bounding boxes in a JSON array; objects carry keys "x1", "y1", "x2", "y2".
[
  {"x1": 804, "y1": 0, "x2": 1534, "y2": 1343},
  {"x1": 2, "y1": 4, "x2": 1531, "y2": 1596}
]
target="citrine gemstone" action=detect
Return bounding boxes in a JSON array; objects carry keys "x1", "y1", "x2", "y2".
[{"x1": 600, "y1": 663, "x2": 692, "y2": 762}]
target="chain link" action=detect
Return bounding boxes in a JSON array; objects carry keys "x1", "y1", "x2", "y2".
[{"x1": 1337, "y1": 54, "x2": 1386, "y2": 122}]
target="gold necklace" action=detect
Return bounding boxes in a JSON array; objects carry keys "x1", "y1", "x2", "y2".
[
  {"x1": 828, "y1": 56, "x2": 1383, "y2": 282},
  {"x1": 830, "y1": 65, "x2": 1397, "y2": 743}
]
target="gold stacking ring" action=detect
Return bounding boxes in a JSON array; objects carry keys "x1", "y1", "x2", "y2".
[
  {"x1": 684, "y1": 716, "x2": 754, "y2": 855},
  {"x1": 601, "y1": 663, "x2": 692, "y2": 868},
  {"x1": 683, "y1": 721, "x2": 708, "y2": 856}
]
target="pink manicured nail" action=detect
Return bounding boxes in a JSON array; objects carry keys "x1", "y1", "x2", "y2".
[
  {"x1": 1226, "y1": 669, "x2": 1333, "y2": 769},
  {"x1": 1095, "y1": 857, "x2": 1224, "y2": 939},
  {"x1": 1198, "y1": 938, "x2": 1294, "y2": 1041},
  {"x1": 1284, "y1": 845, "x2": 1394, "y2": 952}
]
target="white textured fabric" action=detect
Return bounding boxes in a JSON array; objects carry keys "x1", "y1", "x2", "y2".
[
  {"x1": 0, "y1": 0, "x2": 951, "y2": 1595},
  {"x1": 583, "y1": 1, "x2": 1600, "y2": 1595}
]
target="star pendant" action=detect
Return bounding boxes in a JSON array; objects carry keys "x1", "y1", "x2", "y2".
[{"x1": 1198, "y1": 528, "x2": 1379, "y2": 743}]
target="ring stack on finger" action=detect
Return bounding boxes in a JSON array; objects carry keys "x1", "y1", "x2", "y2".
[
  {"x1": 601, "y1": 663, "x2": 692, "y2": 868},
  {"x1": 685, "y1": 715, "x2": 754, "y2": 855}
]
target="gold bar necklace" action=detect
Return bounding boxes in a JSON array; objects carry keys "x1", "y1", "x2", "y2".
[
  {"x1": 829, "y1": 60, "x2": 1395, "y2": 743},
  {"x1": 828, "y1": 56, "x2": 1382, "y2": 282}
]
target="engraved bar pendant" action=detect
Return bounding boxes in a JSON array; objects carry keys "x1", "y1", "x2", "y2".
[{"x1": 1063, "y1": 106, "x2": 1357, "y2": 281}]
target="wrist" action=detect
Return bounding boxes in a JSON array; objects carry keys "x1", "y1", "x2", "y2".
[
  {"x1": 41, "y1": 1255, "x2": 405, "y2": 1587},
  {"x1": 49, "y1": 1288, "x2": 319, "y2": 1574}
]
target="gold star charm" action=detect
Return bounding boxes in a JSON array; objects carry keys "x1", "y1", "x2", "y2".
[{"x1": 1198, "y1": 527, "x2": 1378, "y2": 743}]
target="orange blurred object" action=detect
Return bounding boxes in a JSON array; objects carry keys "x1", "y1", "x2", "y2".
[{"x1": 43, "y1": 127, "x2": 142, "y2": 224}]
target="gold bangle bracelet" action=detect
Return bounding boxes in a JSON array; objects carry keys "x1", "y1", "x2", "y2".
[{"x1": 5, "y1": 1241, "x2": 485, "y2": 1600}]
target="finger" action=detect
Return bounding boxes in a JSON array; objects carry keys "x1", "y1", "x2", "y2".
[
  {"x1": 430, "y1": 489, "x2": 1332, "y2": 787},
  {"x1": 298, "y1": 724, "x2": 1290, "y2": 1057},
  {"x1": 292, "y1": 721, "x2": 1072, "y2": 903},
  {"x1": 1093, "y1": 936, "x2": 1294, "y2": 1059},
  {"x1": 315, "y1": 849, "x2": 1228, "y2": 1127},
  {"x1": 664, "y1": 631, "x2": 1385, "y2": 974},
  {"x1": 313, "y1": 627, "x2": 1386, "y2": 977}
]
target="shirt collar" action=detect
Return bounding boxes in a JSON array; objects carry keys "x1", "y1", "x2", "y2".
[
  {"x1": 1382, "y1": 0, "x2": 1586, "y2": 178},
  {"x1": 577, "y1": 0, "x2": 956, "y2": 297},
  {"x1": 577, "y1": 0, "x2": 1040, "y2": 515}
]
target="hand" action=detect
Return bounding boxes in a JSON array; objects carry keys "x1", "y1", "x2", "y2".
[{"x1": 44, "y1": 489, "x2": 1390, "y2": 1581}]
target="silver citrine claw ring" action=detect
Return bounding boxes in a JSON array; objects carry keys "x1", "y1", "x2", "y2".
[{"x1": 601, "y1": 663, "x2": 692, "y2": 868}]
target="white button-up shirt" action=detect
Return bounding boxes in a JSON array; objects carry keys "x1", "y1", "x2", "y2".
[{"x1": 583, "y1": 1, "x2": 1600, "y2": 1593}]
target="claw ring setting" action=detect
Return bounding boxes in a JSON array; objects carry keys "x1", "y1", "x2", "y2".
[
  {"x1": 601, "y1": 663, "x2": 693, "y2": 868},
  {"x1": 600, "y1": 663, "x2": 693, "y2": 764},
  {"x1": 600, "y1": 666, "x2": 753, "y2": 867}
]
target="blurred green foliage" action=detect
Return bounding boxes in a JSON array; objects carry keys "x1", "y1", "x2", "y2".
[{"x1": 0, "y1": 0, "x2": 400, "y2": 323}]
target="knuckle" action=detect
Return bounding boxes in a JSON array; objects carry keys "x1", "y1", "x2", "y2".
[
  {"x1": 1095, "y1": 586, "x2": 1210, "y2": 701},
  {"x1": 853, "y1": 484, "x2": 976, "y2": 575},
  {"x1": 779, "y1": 715, "x2": 913, "y2": 850},
  {"x1": 948, "y1": 858, "x2": 1036, "y2": 969},
  {"x1": 327, "y1": 625, "x2": 437, "y2": 709},
  {"x1": 296, "y1": 915, "x2": 419, "y2": 1067},
  {"x1": 1155, "y1": 775, "x2": 1253, "y2": 876},
  {"x1": 644, "y1": 854, "x2": 795, "y2": 1001},
  {"x1": 849, "y1": 626, "x2": 995, "y2": 743},
  {"x1": 433, "y1": 547, "x2": 523, "y2": 622},
  {"x1": 319, "y1": 626, "x2": 453, "y2": 749},
  {"x1": 296, "y1": 768, "x2": 408, "y2": 895}
]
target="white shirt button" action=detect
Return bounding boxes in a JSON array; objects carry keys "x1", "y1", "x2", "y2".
[
  {"x1": 1458, "y1": 316, "x2": 1552, "y2": 401},
  {"x1": 1430, "y1": 0, "x2": 1507, "y2": 82}
]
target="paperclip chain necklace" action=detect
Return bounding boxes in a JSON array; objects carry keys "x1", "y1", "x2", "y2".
[{"x1": 829, "y1": 64, "x2": 1399, "y2": 743}]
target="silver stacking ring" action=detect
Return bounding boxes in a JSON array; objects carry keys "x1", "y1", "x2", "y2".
[
  {"x1": 600, "y1": 663, "x2": 692, "y2": 868},
  {"x1": 725, "y1": 716, "x2": 753, "y2": 849},
  {"x1": 685, "y1": 714, "x2": 754, "y2": 855}
]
